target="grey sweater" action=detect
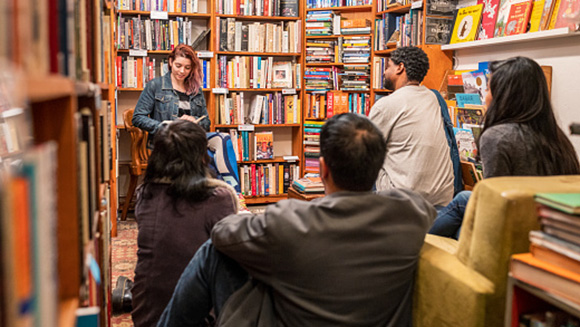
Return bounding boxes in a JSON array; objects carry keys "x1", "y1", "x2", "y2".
[{"x1": 479, "y1": 123, "x2": 549, "y2": 178}]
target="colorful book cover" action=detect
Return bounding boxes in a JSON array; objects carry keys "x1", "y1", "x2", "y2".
[
  {"x1": 553, "y1": 0, "x2": 580, "y2": 29},
  {"x1": 461, "y1": 70, "x2": 489, "y2": 105},
  {"x1": 450, "y1": 4, "x2": 484, "y2": 43},
  {"x1": 255, "y1": 131, "x2": 273, "y2": 160},
  {"x1": 539, "y1": 0, "x2": 557, "y2": 29},
  {"x1": 495, "y1": 0, "x2": 531, "y2": 36},
  {"x1": 529, "y1": 0, "x2": 547, "y2": 32},
  {"x1": 456, "y1": 107, "x2": 485, "y2": 127},
  {"x1": 535, "y1": 193, "x2": 580, "y2": 214},
  {"x1": 456, "y1": 93, "x2": 483, "y2": 107},
  {"x1": 505, "y1": 0, "x2": 534, "y2": 35},
  {"x1": 453, "y1": 127, "x2": 478, "y2": 160},
  {"x1": 478, "y1": 0, "x2": 502, "y2": 39}
]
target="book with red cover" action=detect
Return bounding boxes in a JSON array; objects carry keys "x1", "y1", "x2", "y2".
[
  {"x1": 510, "y1": 253, "x2": 580, "y2": 306},
  {"x1": 478, "y1": 0, "x2": 502, "y2": 39},
  {"x1": 505, "y1": 0, "x2": 534, "y2": 35}
]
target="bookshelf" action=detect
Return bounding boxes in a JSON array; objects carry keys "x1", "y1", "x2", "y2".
[
  {"x1": 212, "y1": 1, "x2": 303, "y2": 203},
  {"x1": 113, "y1": 0, "x2": 215, "y2": 216}
]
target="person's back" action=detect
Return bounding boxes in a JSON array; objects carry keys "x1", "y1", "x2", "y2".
[
  {"x1": 132, "y1": 181, "x2": 237, "y2": 327},
  {"x1": 370, "y1": 85, "x2": 454, "y2": 206},
  {"x1": 369, "y1": 47, "x2": 454, "y2": 207},
  {"x1": 213, "y1": 187, "x2": 434, "y2": 326}
]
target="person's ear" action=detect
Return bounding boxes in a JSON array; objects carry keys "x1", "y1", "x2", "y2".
[
  {"x1": 395, "y1": 62, "x2": 405, "y2": 76},
  {"x1": 319, "y1": 157, "x2": 329, "y2": 180}
]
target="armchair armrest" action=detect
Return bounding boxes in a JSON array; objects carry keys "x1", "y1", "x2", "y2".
[{"x1": 413, "y1": 236, "x2": 495, "y2": 327}]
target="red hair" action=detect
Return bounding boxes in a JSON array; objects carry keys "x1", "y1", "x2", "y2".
[{"x1": 168, "y1": 44, "x2": 203, "y2": 95}]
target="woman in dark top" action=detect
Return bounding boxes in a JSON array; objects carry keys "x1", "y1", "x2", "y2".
[
  {"x1": 132, "y1": 44, "x2": 210, "y2": 140},
  {"x1": 429, "y1": 56, "x2": 580, "y2": 239},
  {"x1": 131, "y1": 120, "x2": 239, "y2": 327}
]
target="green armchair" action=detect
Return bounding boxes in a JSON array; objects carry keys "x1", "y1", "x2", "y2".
[{"x1": 413, "y1": 175, "x2": 580, "y2": 327}]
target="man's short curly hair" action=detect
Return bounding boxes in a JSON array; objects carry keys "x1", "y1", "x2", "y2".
[{"x1": 390, "y1": 46, "x2": 430, "y2": 83}]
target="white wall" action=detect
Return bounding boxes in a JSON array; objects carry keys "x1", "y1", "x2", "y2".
[{"x1": 449, "y1": 33, "x2": 580, "y2": 157}]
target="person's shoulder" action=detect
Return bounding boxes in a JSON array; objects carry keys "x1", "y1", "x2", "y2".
[{"x1": 482, "y1": 123, "x2": 521, "y2": 140}]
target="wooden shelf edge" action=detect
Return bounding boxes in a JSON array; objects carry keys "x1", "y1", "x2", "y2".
[
  {"x1": 376, "y1": 4, "x2": 412, "y2": 15},
  {"x1": 216, "y1": 14, "x2": 300, "y2": 20},
  {"x1": 117, "y1": 9, "x2": 211, "y2": 17},
  {"x1": 26, "y1": 75, "x2": 75, "y2": 103},
  {"x1": 59, "y1": 297, "x2": 79, "y2": 327},
  {"x1": 441, "y1": 28, "x2": 578, "y2": 50},
  {"x1": 238, "y1": 157, "x2": 301, "y2": 164},
  {"x1": 244, "y1": 194, "x2": 288, "y2": 204},
  {"x1": 306, "y1": 5, "x2": 373, "y2": 12},
  {"x1": 217, "y1": 51, "x2": 301, "y2": 56}
]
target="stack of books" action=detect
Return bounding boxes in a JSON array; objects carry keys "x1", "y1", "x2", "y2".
[
  {"x1": 342, "y1": 36, "x2": 371, "y2": 63},
  {"x1": 306, "y1": 40, "x2": 336, "y2": 63},
  {"x1": 304, "y1": 67, "x2": 336, "y2": 91},
  {"x1": 339, "y1": 65, "x2": 370, "y2": 91},
  {"x1": 306, "y1": 11, "x2": 335, "y2": 36},
  {"x1": 510, "y1": 193, "x2": 580, "y2": 311},
  {"x1": 292, "y1": 176, "x2": 325, "y2": 193},
  {"x1": 303, "y1": 120, "x2": 324, "y2": 174},
  {"x1": 341, "y1": 19, "x2": 371, "y2": 35}
]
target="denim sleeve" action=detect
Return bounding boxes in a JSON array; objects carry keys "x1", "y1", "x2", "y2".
[
  {"x1": 133, "y1": 79, "x2": 162, "y2": 134},
  {"x1": 192, "y1": 89, "x2": 210, "y2": 131}
]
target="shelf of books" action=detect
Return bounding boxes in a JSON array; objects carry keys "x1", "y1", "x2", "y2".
[
  {"x1": 506, "y1": 193, "x2": 580, "y2": 327},
  {"x1": 113, "y1": 0, "x2": 215, "y2": 217},
  {"x1": 213, "y1": 0, "x2": 302, "y2": 203},
  {"x1": 1, "y1": 0, "x2": 115, "y2": 324},
  {"x1": 302, "y1": 0, "x2": 374, "y2": 176}
]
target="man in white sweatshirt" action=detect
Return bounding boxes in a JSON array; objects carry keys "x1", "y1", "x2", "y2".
[{"x1": 369, "y1": 46, "x2": 454, "y2": 207}]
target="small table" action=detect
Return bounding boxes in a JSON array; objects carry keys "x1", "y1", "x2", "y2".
[{"x1": 287, "y1": 186, "x2": 325, "y2": 202}]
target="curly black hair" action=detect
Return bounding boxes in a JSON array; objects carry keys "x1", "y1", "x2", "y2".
[{"x1": 390, "y1": 46, "x2": 430, "y2": 83}]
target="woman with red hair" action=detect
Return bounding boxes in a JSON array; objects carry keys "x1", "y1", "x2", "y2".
[{"x1": 133, "y1": 44, "x2": 209, "y2": 143}]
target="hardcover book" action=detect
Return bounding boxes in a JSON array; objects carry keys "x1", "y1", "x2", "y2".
[
  {"x1": 528, "y1": 0, "x2": 546, "y2": 32},
  {"x1": 478, "y1": 0, "x2": 501, "y2": 39},
  {"x1": 426, "y1": 0, "x2": 458, "y2": 16},
  {"x1": 535, "y1": 193, "x2": 580, "y2": 214},
  {"x1": 424, "y1": 17, "x2": 454, "y2": 44},
  {"x1": 272, "y1": 61, "x2": 293, "y2": 88},
  {"x1": 255, "y1": 131, "x2": 273, "y2": 160},
  {"x1": 504, "y1": 0, "x2": 533, "y2": 35},
  {"x1": 553, "y1": 0, "x2": 580, "y2": 29},
  {"x1": 495, "y1": 0, "x2": 531, "y2": 36},
  {"x1": 280, "y1": 0, "x2": 299, "y2": 17},
  {"x1": 450, "y1": 4, "x2": 484, "y2": 43}
]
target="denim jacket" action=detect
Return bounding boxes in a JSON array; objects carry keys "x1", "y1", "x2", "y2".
[
  {"x1": 132, "y1": 72, "x2": 210, "y2": 135},
  {"x1": 430, "y1": 89, "x2": 463, "y2": 195}
]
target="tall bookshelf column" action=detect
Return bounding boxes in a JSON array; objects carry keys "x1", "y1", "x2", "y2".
[{"x1": 213, "y1": 1, "x2": 303, "y2": 204}]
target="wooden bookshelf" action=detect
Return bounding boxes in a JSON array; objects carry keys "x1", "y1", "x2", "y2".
[
  {"x1": 376, "y1": 4, "x2": 412, "y2": 15},
  {"x1": 216, "y1": 124, "x2": 302, "y2": 128},
  {"x1": 244, "y1": 194, "x2": 289, "y2": 204},
  {"x1": 217, "y1": 51, "x2": 302, "y2": 56},
  {"x1": 306, "y1": 5, "x2": 373, "y2": 12},
  {"x1": 216, "y1": 14, "x2": 301, "y2": 21},
  {"x1": 117, "y1": 9, "x2": 212, "y2": 18}
]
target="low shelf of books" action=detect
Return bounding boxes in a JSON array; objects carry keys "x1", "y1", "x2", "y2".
[
  {"x1": 303, "y1": 1, "x2": 373, "y2": 176},
  {"x1": 213, "y1": 0, "x2": 302, "y2": 204},
  {"x1": 506, "y1": 193, "x2": 580, "y2": 327}
]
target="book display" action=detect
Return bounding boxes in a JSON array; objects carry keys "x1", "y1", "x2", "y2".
[{"x1": 214, "y1": 0, "x2": 302, "y2": 204}]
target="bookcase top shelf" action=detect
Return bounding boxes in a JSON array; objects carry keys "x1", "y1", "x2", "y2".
[
  {"x1": 376, "y1": 4, "x2": 412, "y2": 15},
  {"x1": 217, "y1": 51, "x2": 301, "y2": 57},
  {"x1": 216, "y1": 14, "x2": 300, "y2": 21},
  {"x1": 117, "y1": 10, "x2": 211, "y2": 18},
  {"x1": 373, "y1": 88, "x2": 393, "y2": 93},
  {"x1": 306, "y1": 5, "x2": 373, "y2": 12},
  {"x1": 244, "y1": 194, "x2": 288, "y2": 204},
  {"x1": 442, "y1": 28, "x2": 578, "y2": 50}
]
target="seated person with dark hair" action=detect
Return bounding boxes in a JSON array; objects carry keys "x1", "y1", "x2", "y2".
[{"x1": 157, "y1": 113, "x2": 436, "y2": 327}]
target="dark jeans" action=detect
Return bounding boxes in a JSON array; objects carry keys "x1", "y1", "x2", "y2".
[
  {"x1": 428, "y1": 191, "x2": 472, "y2": 240},
  {"x1": 157, "y1": 240, "x2": 249, "y2": 327}
]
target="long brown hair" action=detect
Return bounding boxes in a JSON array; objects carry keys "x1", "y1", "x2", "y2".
[
  {"x1": 481, "y1": 57, "x2": 580, "y2": 175},
  {"x1": 168, "y1": 44, "x2": 203, "y2": 95}
]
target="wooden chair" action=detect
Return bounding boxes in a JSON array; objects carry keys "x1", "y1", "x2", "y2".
[
  {"x1": 461, "y1": 160, "x2": 481, "y2": 191},
  {"x1": 121, "y1": 109, "x2": 149, "y2": 220}
]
